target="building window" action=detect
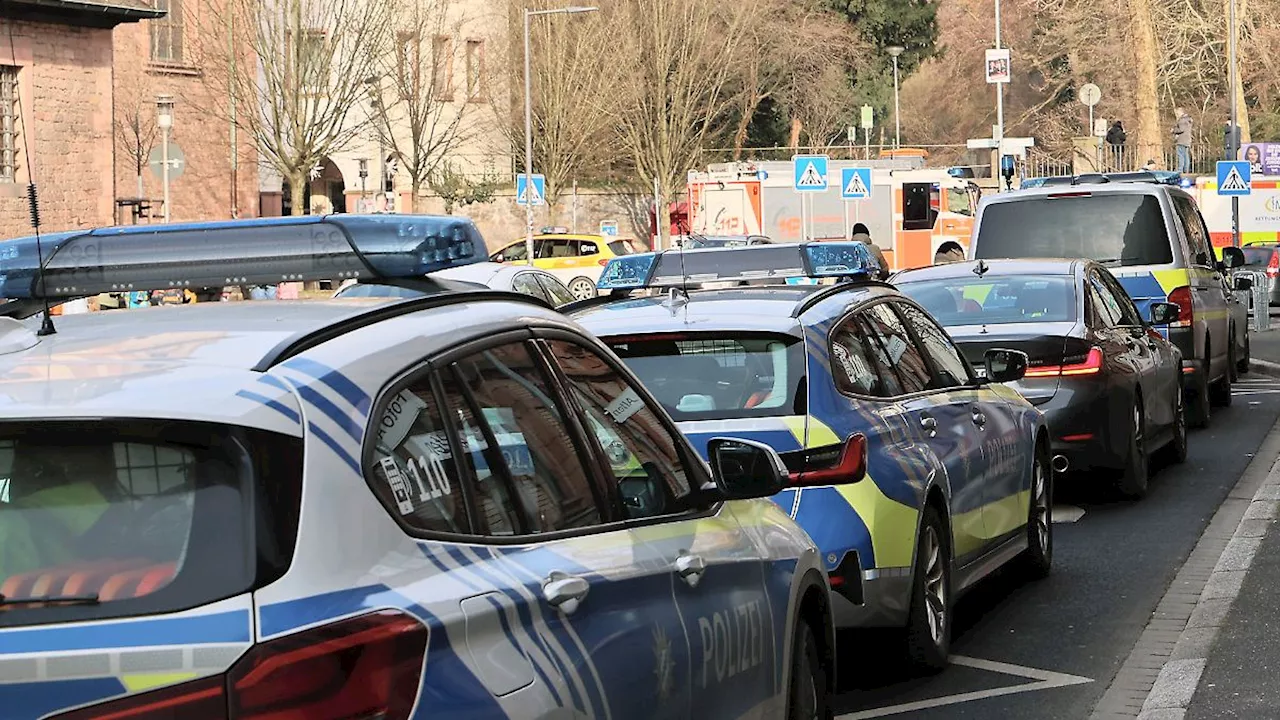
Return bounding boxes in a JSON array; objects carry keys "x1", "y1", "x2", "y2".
[
  {"x1": 150, "y1": 0, "x2": 184, "y2": 63},
  {"x1": 397, "y1": 31, "x2": 420, "y2": 91},
  {"x1": 465, "y1": 40, "x2": 483, "y2": 101},
  {"x1": 287, "y1": 30, "x2": 328, "y2": 95},
  {"x1": 431, "y1": 35, "x2": 452, "y2": 99},
  {"x1": 0, "y1": 66, "x2": 16, "y2": 183}
]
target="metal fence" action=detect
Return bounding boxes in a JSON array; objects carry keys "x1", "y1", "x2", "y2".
[{"x1": 1023, "y1": 144, "x2": 1221, "y2": 179}]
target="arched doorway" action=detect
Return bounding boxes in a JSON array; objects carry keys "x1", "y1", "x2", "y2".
[{"x1": 280, "y1": 157, "x2": 346, "y2": 215}]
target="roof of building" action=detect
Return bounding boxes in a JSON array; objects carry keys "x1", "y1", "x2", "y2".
[{"x1": 3, "y1": 0, "x2": 164, "y2": 28}]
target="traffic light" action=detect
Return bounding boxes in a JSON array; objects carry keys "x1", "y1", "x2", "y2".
[
  {"x1": 1000, "y1": 154, "x2": 1016, "y2": 190},
  {"x1": 1224, "y1": 122, "x2": 1242, "y2": 160}
]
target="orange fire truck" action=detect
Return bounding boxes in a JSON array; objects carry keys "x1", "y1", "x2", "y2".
[{"x1": 686, "y1": 160, "x2": 980, "y2": 271}]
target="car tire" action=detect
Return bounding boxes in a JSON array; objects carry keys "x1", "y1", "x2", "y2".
[
  {"x1": 904, "y1": 505, "x2": 951, "y2": 673},
  {"x1": 1229, "y1": 327, "x2": 1240, "y2": 383},
  {"x1": 1187, "y1": 359, "x2": 1212, "y2": 430},
  {"x1": 1210, "y1": 348, "x2": 1233, "y2": 408},
  {"x1": 1238, "y1": 331, "x2": 1251, "y2": 376},
  {"x1": 786, "y1": 619, "x2": 830, "y2": 720},
  {"x1": 1019, "y1": 444, "x2": 1053, "y2": 579},
  {"x1": 1118, "y1": 396, "x2": 1149, "y2": 499},
  {"x1": 567, "y1": 277, "x2": 598, "y2": 301},
  {"x1": 1163, "y1": 385, "x2": 1189, "y2": 465}
]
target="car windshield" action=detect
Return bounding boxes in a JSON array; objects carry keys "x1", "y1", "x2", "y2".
[
  {"x1": 604, "y1": 333, "x2": 806, "y2": 421},
  {"x1": 1243, "y1": 246, "x2": 1277, "y2": 267},
  {"x1": 335, "y1": 283, "x2": 428, "y2": 298},
  {"x1": 0, "y1": 420, "x2": 300, "y2": 625},
  {"x1": 898, "y1": 275, "x2": 1077, "y2": 326},
  {"x1": 975, "y1": 194, "x2": 1172, "y2": 267}
]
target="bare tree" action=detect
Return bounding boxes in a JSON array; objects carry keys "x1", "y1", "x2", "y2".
[
  {"x1": 367, "y1": 0, "x2": 477, "y2": 211},
  {"x1": 609, "y1": 0, "x2": 760, "y2": 245},
  {"x1": 198, "y1": 0, "x2": 393, "y2": 215},
  {"x1": 114, "y1": 76, "x2": 158, "y2": 199},
  {"x1": 489, "y1": 2, "x2": 621, "y2": 217}
]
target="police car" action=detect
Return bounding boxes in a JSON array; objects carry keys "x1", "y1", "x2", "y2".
[
  {"x1": 0, "y1": 216, "x2": 855, "y2": 719},
  {"x1": 568, "y1": 243, "x2": 1052, "y2": 671}
]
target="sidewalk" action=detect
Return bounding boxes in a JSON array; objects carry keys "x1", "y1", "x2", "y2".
[{"x1": 1128, "y1": 394, "x2": 1280, "y2": 719}]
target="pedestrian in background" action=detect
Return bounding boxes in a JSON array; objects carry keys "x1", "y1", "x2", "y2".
[
  {"x1": 850, "y1": 223, "x2": 890, "y2": 280},
  {"x1": 1105, "y1": 120, "x2": 1127, "y2": 170},
  {"x1": 1172, "y1": 107, "x2": 1193, "y2": 174},
  {"x1": 934, "y1": 241, "x2": 966, "y2": 264}
]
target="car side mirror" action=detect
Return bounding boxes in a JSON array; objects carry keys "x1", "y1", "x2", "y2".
[
  {"x1": 1235, "y1": 276, "x2": 1254, "y2": 292},
  {"x1": 707, "y1": 438, "x2": 790, "y2": 499},
  {"x1": 1149, "y1": 301, "x2": 1181, "y2": 325},
  {"x1": 984, "y1": 348, "x2": 1028, "y2": 383},
  {"x1": 491, "y1": 252, "x2": 505, "y2": 263},
  {"x1": 1222, "y1": 246, "x2": 1246, "y2": 269}
]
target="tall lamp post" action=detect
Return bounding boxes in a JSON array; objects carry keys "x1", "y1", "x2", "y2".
[
  {"x1": 523, "y1": 5, "x2": 597, "y2": 264},
  {"x1": 156, "y1": 94, "x2": 175, "y2": 223},
  {"x1": 887, "y1": 46, "x2": 905, "y2": 149},
  {"x1": 1228, "y1": 0, "x2": 1241, "y2": 248},
  {"x1": 358, "y1": 158, "x2": 369, "y2": 212}
]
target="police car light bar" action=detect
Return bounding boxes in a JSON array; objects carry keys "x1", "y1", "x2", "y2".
[
  {"x1": 0, "y1": 215, "x2": 485, "y2": 300},
  {"x1": 596, "y1": 242, "x2": 881, "y2": 291},
  {"x1": 1020, "y1": 170, "x2": 1183, "y2": 189}
]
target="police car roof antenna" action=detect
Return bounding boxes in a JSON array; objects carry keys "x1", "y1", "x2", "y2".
[
  {"x1": 8, "y1": 20, "x2": 54, "y2": 337},
  {"x1": 973, "y1": 259, "x2": 989, "y2": 278}
]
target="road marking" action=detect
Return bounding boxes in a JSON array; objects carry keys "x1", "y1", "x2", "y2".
[
  {"x1": 1053, "y1": 504, "x2": 1086, "y2": 523},
  {"x1": 837, "y1": 655, "x2": 1093, "y2": 719}
]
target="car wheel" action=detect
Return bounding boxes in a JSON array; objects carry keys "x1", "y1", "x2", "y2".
[
  {"x1": 1238, "y1": 331, "x2": 1251, "y2": 375},
  {"x1": 905, "y1": 505, "x2": 950, "y2": 673},
  {"x1": 1228, "y1": 328, "x2": 1240, "y2": 383},
  {"x1": 567, "y1": 277, "x2": 598, "y2": 300},
  {"x1": 1164, "y1": 385, "x2": 1188, "y2": 465},
  {"x1": 786, "y1": 620, "x2": 829, "y2": 720},
  {"x1": 1020, "y1": 445, "x2": 1053, "y2": 579},
  {"x1": 1187, "y1": 353, "x2": 1212, "y2": 429},
  {"x1": 1117, "y1": 396, "x2": 1149, "y2": 499},
  {"x1": 1210, "y1": 348, "x2": 1233, "y2": 408}
]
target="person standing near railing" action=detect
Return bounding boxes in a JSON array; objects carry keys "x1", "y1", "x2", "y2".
[
  {"x1": 1172, "y1": 108, "x2": 1194, "y2": 174},
  {"x1": 1106, "y1": 121, "x2": 1127, "y2": 170}
]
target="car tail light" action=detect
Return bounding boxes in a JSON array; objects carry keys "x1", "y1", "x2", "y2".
[
  {"x1": 1024, "y1": 347, "x2": 1104, "y2": 378},
  {"x1": 1167, "y1": 285, "x2": 1194, "y2": 327},
  {"x1": 1268, "y1": 253, "x2": 1278, "y2": 279},
  {"x1": 787, "y1": 434, "x2": 867, "y2": 486},
  {"x1": 51, "y1": 610, "x2": 428, "y2": 720}
]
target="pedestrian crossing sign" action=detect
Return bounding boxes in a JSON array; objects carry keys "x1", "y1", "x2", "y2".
[
  {"x1": 792, "y1": 155, "x2": 829, "y2": 193},
  {"x1": 1216, "y1": 161, "x2": 1252, "y2": 196},
  {"x1": 841, "y1": 167, "x2": 873, "y2": 200},
  {"x1": 516, "y1": 174, "x2": 546, "y2": 206}
]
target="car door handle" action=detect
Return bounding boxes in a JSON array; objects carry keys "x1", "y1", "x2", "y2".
[
  {"x1": 543, "y1": 571, "x2": 590, "y2": 614},
  {"x1": 920, "y1": 415, "x2": 938, "y2": 437},
  {"x1": 675, "y1": 552, "x2": 706, "y2": 588}
]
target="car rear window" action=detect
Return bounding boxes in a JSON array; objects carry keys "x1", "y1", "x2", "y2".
[
  {"x1": 336, "y1": 283, "x2": 425, "y2": 298},
  {"x1": 898, "y1": 275, "x2": 1077, "y2": 326},
  {"x1": 607, "y1": 240, "x2": 637, "y2": 256},
  {"x1": 1243, "y1": 246, "x2": 1277, "y2": 267},
  {"x1": 975, "y1": 194, "x2": 1173, "y2": 266},
  {"x1": 0, "y1": 420, "x2": 301, "y2": 627},
  {"x1": 605, "y1": 333, "x2": 806, "y2": 421}
]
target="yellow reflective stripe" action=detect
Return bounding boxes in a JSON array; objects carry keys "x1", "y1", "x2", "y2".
[
  {"x1": 951, "y1": 506, "x2": 986, "y2": 557},
  {"x1": 120, "y1": 672, "x2": 200, "y2": 693},
  {"x1": 1153, "y1": 269, "x2": 1190, "y2": 293},
  {"x1": 804, "y1": 416, "x2": 840, "y2": 448},
  {"x1": 983, "y1": 489, "x2": 1032, "y2": 540},
  {"x1": 782, "y1": 416, "x2": 807, "y2": 447},
  {"x1": 836, "y1": 474, "x2": 918, "y2": 569}
]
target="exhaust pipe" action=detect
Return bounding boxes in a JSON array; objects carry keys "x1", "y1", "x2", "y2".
[{"x1": 1051, "y1": 455, "x2": 1069, "y2": 473}]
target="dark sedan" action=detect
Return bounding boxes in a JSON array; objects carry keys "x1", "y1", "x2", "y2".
[{"x1": 893, "y1": 258, "x2": 1186, "y2": 498}]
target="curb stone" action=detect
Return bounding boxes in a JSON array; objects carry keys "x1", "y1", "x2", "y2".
[
  {"x1": 1250, "y1": 358, "x2": 1280, "y2": 379},
  {"x1": 1088, "y1": 421, "x2": 1280, "y2": 720}
]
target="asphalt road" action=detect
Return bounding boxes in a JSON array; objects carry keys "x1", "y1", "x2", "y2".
[{"x1": 832, "y1": 374, "x2": 1280, "y2": 720}]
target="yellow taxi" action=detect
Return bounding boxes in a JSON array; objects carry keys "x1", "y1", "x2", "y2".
[{"x1": 489, "y1": 228, "x2": 642, "y2": 299}]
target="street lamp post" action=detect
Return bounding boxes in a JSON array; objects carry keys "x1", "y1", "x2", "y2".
[
  {"x1": 887, "y1": 46, "x2": 905, "y2": 149},
  {"x1": 1229, "y1": 0, "x2": 1241, "y2": 248},
  {"x1": 523, "y1": 5, "x2": 597, "y2": 264},
  {"x1": 156, "y1": 94, "x2": 174, "y2": 223},
  {"x1": 358, "y1": 158, "x2": 369, "y2": 212}
]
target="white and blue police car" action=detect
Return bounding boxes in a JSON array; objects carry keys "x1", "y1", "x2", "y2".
[{"x1": 0, "y1": 215, "x2": 857, "y2": 720}]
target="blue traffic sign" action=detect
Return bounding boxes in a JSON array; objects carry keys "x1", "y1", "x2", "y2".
[
  {"x1": 1216, "y1": 161, "x2": 1252, "y2": 196},
  {"x1": 793, "y1": 155, "x2": 829, "y2": 193},
  {"x1": 840, "y1": 167, "x2": 873, "y2": 200},
  {"x1": 516, "y1": 174, "x2": 546, "y2": 206}
]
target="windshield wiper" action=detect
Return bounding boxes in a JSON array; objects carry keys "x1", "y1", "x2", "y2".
[{"x1": 0, "y1": 593, "x2": 100, "y2": 606}]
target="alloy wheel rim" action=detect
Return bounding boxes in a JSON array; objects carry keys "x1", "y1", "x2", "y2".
[
  {"x1": 923, "y1": 526, "x2": 946, "y2": 644},
  {"x1": 570, "y1": 281, "x2": 595, "y2": 300},
  {"x1": 1176, "y1": 392, "x2": 1186, "y2": 446},
  {"x1": 1133, "y1": 404, "x2": 1145, "y2": 458},
  {"x1": 1033, "y1": 459, "x2": 1050, "y2": 552}
]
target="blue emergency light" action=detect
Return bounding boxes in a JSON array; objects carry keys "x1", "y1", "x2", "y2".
[
  {"x1": 596, "y1": 242, "x2": 881, "y2": 291},
  {"x1": 0, "y1": 215, "x2": 485, "y2": 301},
  {"x1": 1020, "y1": 170, "x2": 1185, "y2": 189}
]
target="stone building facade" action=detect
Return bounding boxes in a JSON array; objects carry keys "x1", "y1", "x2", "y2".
[{"x1": 0, "y1": 1, "x2": 159, "y2": 238}]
